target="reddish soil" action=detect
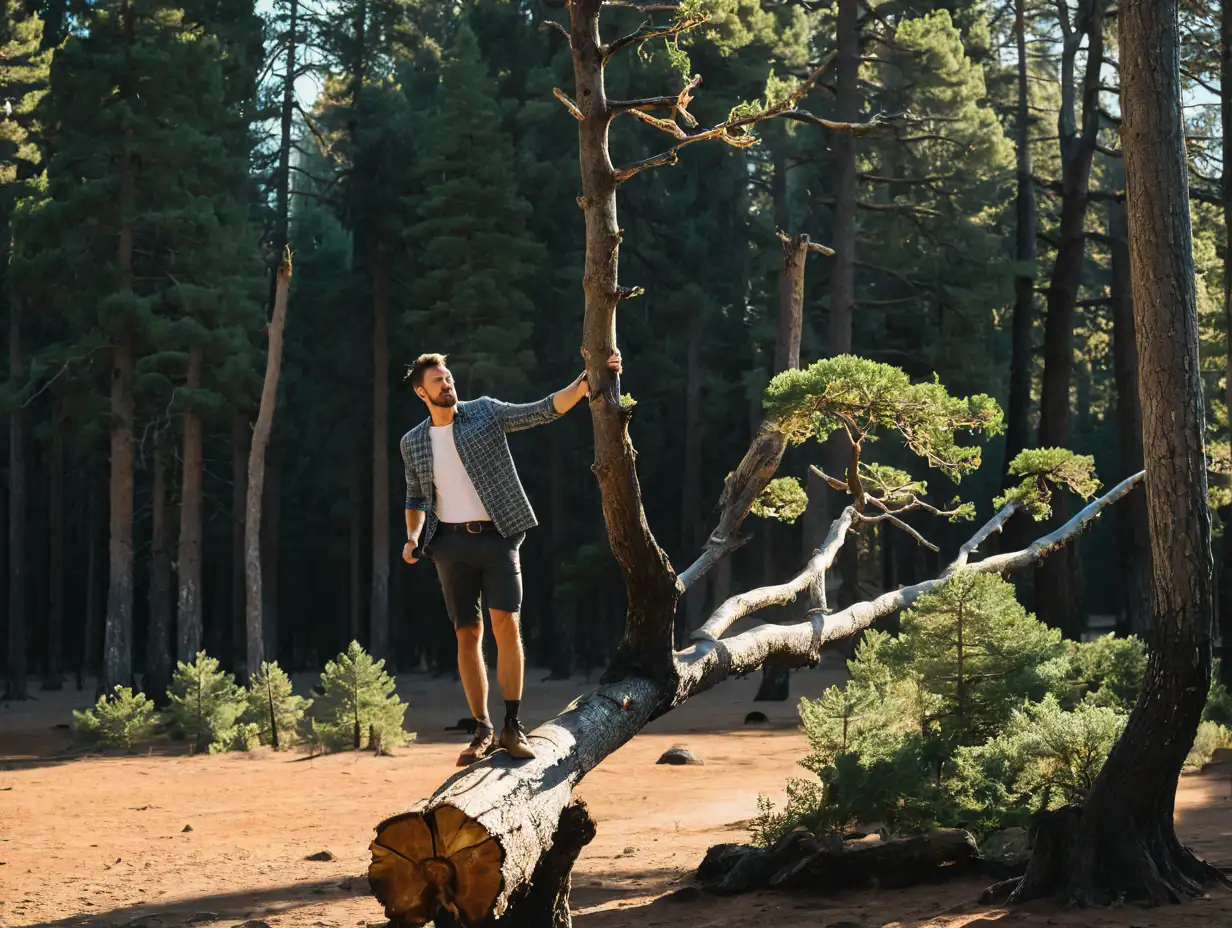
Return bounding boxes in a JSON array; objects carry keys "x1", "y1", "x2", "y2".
[{"x1": 2, "y1": 664, "x2": 1230, "y2": 928}]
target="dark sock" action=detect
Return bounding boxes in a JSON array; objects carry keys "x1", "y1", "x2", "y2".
[{"x1": 505, "y1": 700, "x2": 520, "y2": 724}]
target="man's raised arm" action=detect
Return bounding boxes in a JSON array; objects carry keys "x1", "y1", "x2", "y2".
[{"x1": 497, "y1": 351, "x2": 624, "y2": 433}]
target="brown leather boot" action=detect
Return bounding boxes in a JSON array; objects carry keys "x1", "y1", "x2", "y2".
[
  {"x1": 456, "y1": 721, "x2": 494, "y2": 767},
  {"x1": 499, "y1": 718, "x2": 535, "y2": 760}
]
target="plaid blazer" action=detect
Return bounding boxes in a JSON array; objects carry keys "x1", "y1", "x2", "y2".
[{"x1": 401, "y1": 395, "x2": 561, "y2": 548}]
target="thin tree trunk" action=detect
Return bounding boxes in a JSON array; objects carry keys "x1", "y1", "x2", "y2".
[
  {"x1": 350, "y1": 437, "x2": 364, "y2": 645},
  {"x1": 370, "y1": 250, "x2": 391, "y2": 662},
  {"x1": 6, "y1": 297, "x2": 28, "y2": 700},
  {"x1": 1003, "y1": 0, "x2": 1037, "y2": 479},
  {"x1": 102, "y1": 121, "x2": 137, "y2": 694},
  {"x1": 1220, "y1": 0, "x2": 1232, "y2": 679},
  {"x1": 1012, "y1": 0, "x2": 1226, "y2": 903},
  {"x1": 176, "y1": 344, "x2": 204, "y2": 663},
  {"x1": 245, "y1": 251, "x2": 292, "y2": 678},
  {"x1": 81, "y1": 480, "x2": 102, "y2": 691},
  {"x1": 231, "y1": 412, "x2": 249, "y2": 674},
  {"x1": 267, "y1": 0, "x2": 297, "y2": 316},
  {"x1": 571, "y1": 0, "x2": 680, "y2": 683},
  {"x1": 44, "y1": 399, "x2": 64, "y2": 690},
  {"x1": 1108, "y1": 163, "x2": 1150, "y2": 636},
  {"x1": 263, "y1": 446, "x2": 281, "y2": 663},
  {"x1": 680, "y1": 304, "x2": 704, "y2": 646},
  {"x1": 759, "y1": 232, "x2": 812, "y2": 702},
  {"x1": 1034, "y1": 3, "x2": 1104, "y2": 636},
  {"x1": 146, "y1": 425, "x2": 173, "y2": 700}
]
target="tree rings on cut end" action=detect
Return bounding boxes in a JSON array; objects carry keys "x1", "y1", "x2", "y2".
[{"x1": 369, "y1": 804, "x2": 504, "y2": 926}]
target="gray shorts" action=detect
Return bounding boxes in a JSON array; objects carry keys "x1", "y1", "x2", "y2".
[{"x1": 426, "y1": 525, "x2": 526, "y2": 629}]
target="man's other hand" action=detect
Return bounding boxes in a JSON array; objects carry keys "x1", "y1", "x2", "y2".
[
  {"x1": 403, "y1": 541, "x2": 419, "y2": 564},
  {"x1": 577, "y1": 350, "x2": 623, "y2": 389}
]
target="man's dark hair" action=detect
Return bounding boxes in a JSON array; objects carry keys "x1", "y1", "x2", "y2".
[{"x1": 408, "y1": 352, "x2": 448, "y2": 390}]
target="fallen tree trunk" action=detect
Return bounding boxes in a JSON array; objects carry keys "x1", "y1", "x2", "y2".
[
  {"x1": 368, "y1": 472, "x2": 1141, "y2": 926},
  {"x1": 698, "y1": 827, "x2": 980, "y2": 895}
]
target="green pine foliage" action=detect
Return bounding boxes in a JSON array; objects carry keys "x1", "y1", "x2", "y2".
[
  {"x1": 751, "y1": 476, "x2": 809, "y2": 524},
  {"x1": 167, "y1": 651, "x2": 248, "y2": 753},
  {"x1": 996, "y1": 448, "x2": 1102, "y2": 520},
  {"x1": 1066, "y1": 634, "x2": 1148, "y2": 711},
  {"x1": 72, "y1": 686, "x2": 158, "y2": 750},
  {"x1": 244, "y1": 661, "x2": 311, "y2": 750},
  {"x1": 883, "y1": 572, "x2": 1070, "y2": 746},
  {"x1": 764, "y1": 356, "x2": 1003, "y2": 482},
  {"x1": 313, "y1": 641, "x2": 413, "y2": 753},
  {"x1": 404, "y1": 23, "x2": 544, "y2": 398}
]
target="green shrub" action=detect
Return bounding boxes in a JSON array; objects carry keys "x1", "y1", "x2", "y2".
[
  {"x1": 244, "y1": 661, "x2": 311, "y2": 749},
  {"x1": 1185, "y1": 720, "x2": 1231, "y2": 769},
  {"x1": 167, "y1": 651, "x2": 247, "y2": 752},
  {"x1": 1203, "y1": 666, "x2": 1232, "y2": 726},
  {"x1": 313, "y1": 641, "x2": 413, "y2": 753},
  {"x1": 72, "y1": 686, "x2": 158, "y2": 750},
  {"x1": 948, "y1": 696, "x2": 1126, "y2": 836},
  {"x1": 1066, "y1": 634, "x2": 1147, "y2": 711}
]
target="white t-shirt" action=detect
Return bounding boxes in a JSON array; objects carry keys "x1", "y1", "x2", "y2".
[{"x1": 430, "y1": 422, "x2": 492, "y2": 523}]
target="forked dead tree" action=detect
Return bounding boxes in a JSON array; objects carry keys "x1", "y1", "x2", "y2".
[{"x1": 366, "y1": 3, "x2": 1142, "y2": 925}]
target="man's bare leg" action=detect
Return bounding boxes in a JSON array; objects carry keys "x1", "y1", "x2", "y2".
[
  {"x1": 455, "y1": 623, "x2": 492, "y2": 765},
  {"x1": 490, "y1": 609, "x2": 534, "y2": 759}
]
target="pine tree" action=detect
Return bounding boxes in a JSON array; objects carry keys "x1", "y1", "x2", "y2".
[
  {"x1": 886, "y1": 571, "x2": 1070, "y2": 746},
  {"x1": 244, "y1": 660, "x2": 310, "y2": 749},
  {"x1": 314, "y1": 641, "x2": 410, "y2": 752},
  {"x1": 167, "y1": 651, "x2": 247, "y2": 751},
  {"x1": 405, "y1": 23, "x2": 546, "y2": 398}
]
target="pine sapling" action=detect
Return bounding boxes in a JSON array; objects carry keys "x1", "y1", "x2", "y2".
[
  {"x1": 167, "y1": 651, "x2": 247, "y2": 753},
  {"x1": 72, "y1": 685, "x2": 158, "y2": 750},
  {"x1": 244, "y1": 660, "x2": 311, "y2": 749},
  {"x1": 313, "y1": 641, "x2": 413, "y2": 753}
]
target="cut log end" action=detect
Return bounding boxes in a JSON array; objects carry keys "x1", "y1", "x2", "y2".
[{"x1": 369, "y1": 804, "x2": 504, "y2": 926}]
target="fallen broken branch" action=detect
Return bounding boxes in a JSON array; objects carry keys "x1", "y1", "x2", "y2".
[{"x1": 368, "y1": 471, "x2": 1142, "y2": 926}]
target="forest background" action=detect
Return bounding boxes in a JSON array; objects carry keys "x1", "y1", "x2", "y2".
[{"x1": 3, "y1": 0, "x2": 1226, "y2": 698}]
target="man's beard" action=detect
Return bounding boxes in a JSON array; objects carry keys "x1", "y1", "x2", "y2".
[{"x1": 430, "y1": 392, "x2": 457, "y2": 408}]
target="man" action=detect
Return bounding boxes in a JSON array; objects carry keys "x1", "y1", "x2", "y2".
[{"x1": 401, "y1": 351, "x2": 621, "y2": 766}]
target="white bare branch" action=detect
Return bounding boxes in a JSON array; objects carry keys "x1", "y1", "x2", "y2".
[{"x1": 692, "y1": 506, "x2": 855, "y2": 642}]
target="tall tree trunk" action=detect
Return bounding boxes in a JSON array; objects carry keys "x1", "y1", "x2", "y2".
[
  {"x1": 350, "y1": 437, "x2": 365, "y2": 645},
  {"x1": 81, "y1": 479, "x2": 102, "y2": 691},
  {"x1": 1003, "y1": 0, "x2": 1037, "y2": 478},
  {"x1": 759, "y1": 232, "x2": 812, "y2": 702},
  {"x1": 1012, "y1": 0, "x2": 1226, "y2": 903},
  {"x1": 176, "y1": 344, "x2": 204, "y2": 663},
  {"x1": 571, "y1": 0, "x2": 681, "y2": 683},
  {"x1": 102, "y1": 124, "x2": 137, "y2": 694},
  {"x1": 370, "y1": 250, "x2": 391, "y2": 662},
  {"x1": 146, "y1": 425, "x2": 172, "y2": 700},
  {"x1": 6, "y1": 298, "x2": 28, "y2": 700},
  {"x1": 1108, "y1": 164, "x2": 1151, "y2": 636},
  {"x1": 263, "y1": 446, "x2": 281, "y2": 663},
  {"x1": 44, "y1": 399, "x2": 64, "y2": 690},
  {"x1": 1034, "y1": 3, "x2": 1104, "y2": 636},
  {"x1": 824, "y1": 0, "x2": 860, "y2": 609},
  {"x1": 267, "y1": 0, "x2": 297, "y2": 316},
  {"x1": 246, "y1": 251, "x2": 292, "y2": 679},
  {"x1": 680, "y1": 304, "x2": 704, "y2": 646},
  {"x1": 1220, "y1": 0, "x2": 1232, "y2": 682},
  {"x1": 231, "y1": 412, "x2": 249, "y2": 674}
]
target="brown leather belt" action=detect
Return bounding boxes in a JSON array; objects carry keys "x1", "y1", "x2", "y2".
[{"x1": 440, "y1": 520, "x2": 498, "y2": 534}]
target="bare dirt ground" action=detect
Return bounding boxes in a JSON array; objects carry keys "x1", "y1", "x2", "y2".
[{"x1": 2, "y1": 661, "x2": 1231, "y2": 928}]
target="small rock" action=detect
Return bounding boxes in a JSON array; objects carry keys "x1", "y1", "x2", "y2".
[
  {"x1": 231, "y1": 921, "x2": 272, "y2": 928},
  {"x1": 657, "y1": 746, "x2": 703, "y2": 766},
  {"x1": 182, "y1": 825, "x2": 193, "y2": 833},
  {"x1": 306, "y1": 850, "x2": 337, "y2": 862},
  {"x1": 666, "y1": 885, "x2": 702, "y2": 903},
  {"x1": 622, "y1": 846, "x2": 636, "y2": 855},
  {"x1": 744, "y1": 711, "x2": 769, "y2": 725},
  {"x1": 184, "y1": 913, "x2": 220, "y2": 925}
]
